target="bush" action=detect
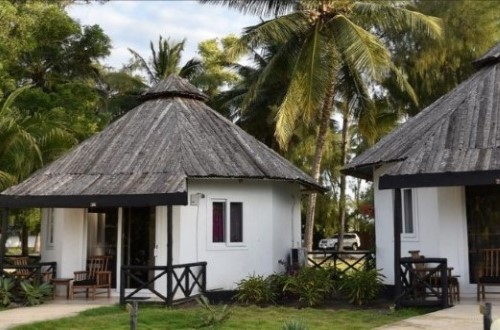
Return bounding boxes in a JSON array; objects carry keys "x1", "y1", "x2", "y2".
[
  {"x1": 196, "y1": 295, "x2": 231, "y2": 328},
  {"x1": 236, "y1": 273, "x2": 274, "y2": 305},
  {"x1": 284, "y1": 267, "x2": 335, "y2": 307},
  {"x1": 339, "y1": 269, "x2": 385, "y2": 305},
  {"x1": 0, "y1": 276, "x2": 15, "y2": 307},
  {"x1": 282, "y1": 320, "x2": 308, "y2": 329},
  {"x1": 20, "y1": 280, "x2": 52, "y2": 306}
]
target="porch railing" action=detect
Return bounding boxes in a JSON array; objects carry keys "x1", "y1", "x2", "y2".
[
  {"x1": 0, "y1": 260, "x2": 57, "y2": 283},
  {"x1": 397, "y1": 257, "x2": 449, "y2": 308},
  {"x1": 120, "y1": 261, "x2": 207, "y2": 305},
  {"x1": 307, "y1": 250, "x2": 375, "y2": 273}
]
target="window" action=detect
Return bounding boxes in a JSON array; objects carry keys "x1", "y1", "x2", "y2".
[
  {"x1": 45, "y1": 208, "x2": 55, "y2": 249},
  {"x1": 401, "y1": 189, "x2": 418, "y2": 240},
  {"x1": 211, "y1": 200, "x2": 243, "y2": 245}
]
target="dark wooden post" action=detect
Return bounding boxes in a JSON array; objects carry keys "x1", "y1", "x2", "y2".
[
  {"x1": 483, "y1": 302, "x2": 492, "y2": 330},
  {"x1": 0, "y1": 208, "x2": 9, "y2": 272},
  {"x1": 394, "y1": 189, "x2": 402, "y2": 306},
  {"x1": 166, "y1": 205, "x2": 173, "y2": 305}
]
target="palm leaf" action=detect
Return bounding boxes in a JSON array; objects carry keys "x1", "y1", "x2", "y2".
[
  {"x1": 352, "y1": 1, "x2": 442, "y2": 38},
  {"x1": 327, "y1": 14, "x2": 391, "y2": 80},
  {"x1": 198, "y1": 0, "x2": 298, "y2": 17}
]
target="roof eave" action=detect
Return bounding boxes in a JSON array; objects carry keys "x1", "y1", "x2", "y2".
[
  {"x1": 379, "y1": 170, "x2": 500, "y2": 190},
  {"x1": 0, "y1": 192, "x2": 188, "y2": 208}
]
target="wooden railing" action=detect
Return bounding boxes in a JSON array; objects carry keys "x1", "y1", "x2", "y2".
[
  {"x1": 397, "y1": 257, "x2": 449, "y2": 308},
  {"x1": 307, "y1": 250, "x2": 375, "y2": 273},
  {"x1": 120, "y1": 261, "x2": 207, "y2": 305},
  {"x1": 0, "y1": 260, "x2": 57, "y2": 283}
]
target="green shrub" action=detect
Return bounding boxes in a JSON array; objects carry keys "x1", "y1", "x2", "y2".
[
  {"x1": 196, "y1": 295, "x2": 231, "y2": 328},
  {"x1": 340, "y1": 269, "x2": 385, "y2": 305},
  {"x1": 236, "y1": 273, "x2": 274, "y2": 305},
  {"x1": 267, "y1": 273, "x2": 288, "y2": 303},
  {"x1": 20, "y1": 280, "x2": 52, "y2": 306},
  {"x1": 284, "y1": 267, "x2": 335, "y2": 307},
  {"x1": 282, "y1": 319, "x2": 308, "y2": 329},
  {"x1": 0, "y1": 276, "x2": 15, "y2": 307}
]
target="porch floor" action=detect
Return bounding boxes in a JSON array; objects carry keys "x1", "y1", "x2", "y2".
[{"x1": 376, "y1": 297, "x2": 500, "y2": 329}]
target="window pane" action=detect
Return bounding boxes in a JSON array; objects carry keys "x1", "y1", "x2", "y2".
[
  {"x1": 213, "y1": 202, "x2": 225, "y2": 242},
  {"x1": 230, "y1": 202, "x2": 243, "y2": 243},
  {"x1": 403, "y1": 189, "x2": 414, "y2": 234}
]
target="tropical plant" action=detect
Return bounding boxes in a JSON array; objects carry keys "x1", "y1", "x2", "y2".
[
  {"x1": 284, "y1": 266, "x2": 335, "y2": 307},
  {"x1": 202, "y1": 0, "x2": 443, "y2": 251},
  {"x1": 282, "y1": 320, "x2": 308, "y2": 330},
  {"x1": 195, "y1": 295, "x2": 231, "y2": 328},
  {"x1": 235, "y1": 273, "x2": 274, "y2": 305},
  {"x1": 19, "y1": 280, "x2": 53, "y2": 306},
  {"x1": 339, "y1": 269, "x2": 384, "y2": 305},
  {"x1": 0, "y1": 276, "x2": 15, "y2": 307},
  {"x1": 128, "y1": 36, "x2": 203, "y2": 84}
]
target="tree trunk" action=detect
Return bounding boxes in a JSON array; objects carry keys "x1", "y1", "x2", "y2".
[
  {"x1": 304, "y1": 79, "x2": 336, "y2": 251},
  {"x1": 337, "y1": 110, "x2": 350, "y2": 251}
]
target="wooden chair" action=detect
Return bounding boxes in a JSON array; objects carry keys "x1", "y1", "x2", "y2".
[
  {"x1": 13, "y1": 257, "x2": 31, "y2": 279},
  {"x1": 477, "y1": 248, "x2": 500, "y2": 301},
  {"x1": 72, "y1": 256, "x2": 112, "y2": 299}
]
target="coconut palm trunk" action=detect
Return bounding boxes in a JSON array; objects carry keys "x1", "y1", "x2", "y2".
[
  {"x1": 304, "y1": 78, "x2": 336, "y2": 251},
  {"x1": 337, "y1": 108, "x2": 350, "y2": 251}
]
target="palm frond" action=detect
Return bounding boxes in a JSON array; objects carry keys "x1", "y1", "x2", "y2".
[
  {"x1": 353, "y1": 1, "x2": 442, "y2": 38},
  {"x1": 328, "y1": 14, "x2": 391, "y2": 80},
  {"x1": 199, "y1": 0, "x2": 298, "y2": 17},
  {"x1": 127, "y1": 48, "x2": 156, "y2": 83},
  {"x1": 0, "y1": 85, "x2": 32, "y2": 116}
]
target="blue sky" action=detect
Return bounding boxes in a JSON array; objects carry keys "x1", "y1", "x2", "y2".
[{"x1": 67, "y1": 1, "x2": 259, "y2": 69}]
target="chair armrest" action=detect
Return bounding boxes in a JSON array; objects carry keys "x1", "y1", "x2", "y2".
[
  {"x1": 74, "y1": 271, "x2": 89, "y2": 281},
  {"x1": 95, "y1": 270, "x2": 111, "y2": 285}
]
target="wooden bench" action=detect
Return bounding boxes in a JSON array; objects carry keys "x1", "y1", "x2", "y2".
[{"x1": 477, "y1": 249, "x2": 500, "y2": 301}]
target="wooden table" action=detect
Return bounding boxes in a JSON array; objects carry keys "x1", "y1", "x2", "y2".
[{"x1": 51, "y1": 278, "x2": 73, "y2": 299}]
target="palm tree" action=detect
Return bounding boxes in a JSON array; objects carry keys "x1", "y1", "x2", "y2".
[
  {"x1": 0, "y1": 86, "x2": 77, "y2": 190},
  {"x1": 202, "y1": 0, "x2": 442, "y2": 251},
  {"x1": 128, "y1": 36, "x2": 203, "y2": 85}
]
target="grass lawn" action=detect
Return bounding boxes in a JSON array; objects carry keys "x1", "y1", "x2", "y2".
[{"x1": 11, "y1": 304, "x2": 427, "y2": 330}]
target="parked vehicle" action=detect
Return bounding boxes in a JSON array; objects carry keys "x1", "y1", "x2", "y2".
[{"x1": 318, "y1": 233, "x2": 361, "y2": 250}]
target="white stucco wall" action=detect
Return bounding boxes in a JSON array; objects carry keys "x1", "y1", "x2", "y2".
[
  {"x1": 180, "y1": 178, "x2": 302, "y2": 290},
  {"x1": 40, "y1": 208, "x2": 86, "y2": 278},
  {"x1": 374, "y1": 168, "x2": 474, "y2": 296},
  {"x1": 40, "y1": 178, "x2": 303, "y2": 294}
]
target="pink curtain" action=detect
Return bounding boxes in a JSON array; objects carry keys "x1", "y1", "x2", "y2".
[{"x1": 212, "y1": 202, "x2": 224, "y2": 242}]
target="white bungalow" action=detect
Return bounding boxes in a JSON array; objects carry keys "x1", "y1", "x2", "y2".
[
  {"x1": 343, "y1": 43, "x2": 500, "y2": 304},
  {"x1": 0, "y1": 75, "x2": 325, "y2": 302}
]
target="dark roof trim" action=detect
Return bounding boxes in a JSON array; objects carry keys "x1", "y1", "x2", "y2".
[
  {"x1": 341, "y1": 159, "x2": 407, "y2": 182},
  {"x1": 139, "y1": 91, "x2": 208, "y2": 102},
  {"x1": 379, "y1": 170, "x2": 500, "y2": 190},
  {"x1": 0, "y1": 192, "x2": 188, "y2": 208}
]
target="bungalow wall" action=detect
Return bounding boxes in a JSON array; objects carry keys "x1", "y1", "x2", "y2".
[
  {"x1": 177, "y1": 179, "x2": 301, "y2": 290},
  {"x1": 374, "y1": 167, "x2": 474, "y2": 296},
  {"x1": 40, "y1": 178, "x2": 302, "y2": 295}
]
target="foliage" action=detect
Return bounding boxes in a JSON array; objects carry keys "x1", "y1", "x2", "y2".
[
  {"x1": 236, "y1": 273, "x2": 274, "y2": 305},
  {"x1": 384, "y1": 0, "x2": 500, "y2": 116},
  {"x1": 19, "y1": 280, "x2": 53, "y2": 306},
  {"x1": 339, "y1": 269, "x2": 385, "y2": 306},
  {"x1": 282, "y1": 319, "x2": 308, "y2": 330},
  {"x1": 195, "y1": 295, "x2": 231, "y2": 328},
  {"x1": 0, "y1": 276, "x2": 15, "y2": 307},
  {"x1": 284, "y1": 267, "x2": 335, "y2": 307}
]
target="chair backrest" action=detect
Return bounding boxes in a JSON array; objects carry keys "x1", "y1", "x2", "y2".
[
  {"x1": 87, "y1": 256, "x2": 111, "y2": 279},
  {"x1": 480, "y1": 249, "x2": 500, "y2": 277},
  {"x1": 14, "y1": 257, "x2": 31, "y2": 277}
]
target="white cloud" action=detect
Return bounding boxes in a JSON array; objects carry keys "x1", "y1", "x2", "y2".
[{"x1": 66, "y1": 0, "x2": 258, "y2": 69}]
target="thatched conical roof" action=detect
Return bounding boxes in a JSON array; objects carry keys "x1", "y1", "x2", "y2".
[
  {"x1": 0, "y1": 75, "x2": 324, "y2": 207},
  {"x1": 343, "y1": 43, "x2": 500, "y2": 189}
]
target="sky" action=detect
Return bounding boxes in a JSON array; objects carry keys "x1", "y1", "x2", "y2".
[{"x1": 66, "y1": 0, "x2": 260, "y2": 70}]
